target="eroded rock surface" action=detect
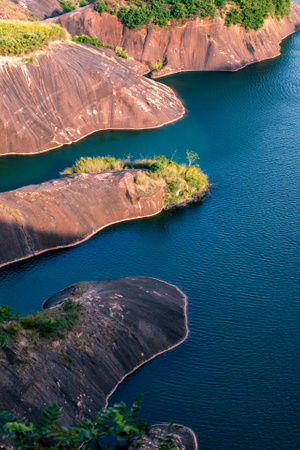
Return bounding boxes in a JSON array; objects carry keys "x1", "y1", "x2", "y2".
[
  {"x1": 0, "y1": 42, "x2": 184, "y2": 155},
  {"x1": 0, "y1": 170, "x2": 167, "y2": 268},
  {"x1": 51, "y1": 2, "x2": 300, "y2": 76},
  {"x1": 0, "y1": 277, "x2": 188, "y2": 425},
  {"x1": 134, "y1": 424, "x2": 198, "y2": 450}
]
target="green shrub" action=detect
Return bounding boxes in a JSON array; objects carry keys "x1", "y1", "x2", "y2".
[
  {"x1": 72, "y1": 35, "x2": 105, "y2": 48},
  {"x1": 59, "y1": 0, "x2": 94, "y2": 11},
  {"x1": 151, "y1": 58, "x2": 164, "y2": 71},
  {"x1": 7, "y1": 322, "x2": 23, "y2": 337},
  {"x1": 0, "y1": 21, "x2": 66, "y2": 56},
  {"x1": 95, "y1": 0, "x2": 107, "y2": 15},
  {"x1": 0, "y1": 299, "x2": 82, "y2": 347},
  {"x1": 115, "y1": 46, "x2": 129, "y2": 58},
  {"x1": 0, "y1": 306, "x2": 12, "y2": 324},
  {"x1": 62, "y1": 154, "x2": 208, "y2": 206},
  {"x1": 60, "y1": 0, "x2": 76, "y2": 12}
]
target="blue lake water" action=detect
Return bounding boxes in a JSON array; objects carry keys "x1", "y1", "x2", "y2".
[{"x1": 0, "y1": 26, "x2": 300, "y2": 450}]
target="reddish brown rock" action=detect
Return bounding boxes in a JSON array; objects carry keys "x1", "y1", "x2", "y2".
[
  {"x1": 0, "y1": 170, "x2": 166, "y2": 268},
  {"x1": 51, "y1": 2, "x2": 300, "y2": 76},
  {"x1": 0, "y1": 42, "x2": 184, "y2": 156},
  {"x1": 0, "y1": 277, "x2": 188, "y2": 426},
  {"x1": 0, "y1": 0, "x2": 62, "y2": 20},
  {"x1": 24, "y1": 0, "x2": 63, "y2": 19},
  {"x1": 0, "y1": 0, "x2": 29, "y2": 20}
]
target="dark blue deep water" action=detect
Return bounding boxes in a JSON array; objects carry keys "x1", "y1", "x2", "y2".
[{"x1": 0, "y1": 27, "x2": 300, "y2": 450}]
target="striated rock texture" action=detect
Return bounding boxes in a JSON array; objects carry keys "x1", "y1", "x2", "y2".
[
  {"x1": 0, "y1": 277, "x2": 188, "y2": 425},
  {"x1": 0, "y1": 0, "x2": 30, "y2": 20},
  {"x1": 0, "y1": 42, "x2": 184, "y2": 156},
  {"x1": 51, "y1": 2, "x2": 300, "y2": 76},
  {"x1": 0, "y1": 170, "x2": 166, "y2": 268},
  {"x1": 23, "y1": 0, "x2": 63, "y2": 19},
  {"x1": 0, "y1": 0, "x2": 62, "y2": 20},
  {"x1": 134, "y1": 424, "x2": 198, "y2": 450}
]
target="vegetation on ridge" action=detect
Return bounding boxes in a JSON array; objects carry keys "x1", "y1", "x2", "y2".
[
  {"x1": 0, "y1": 20, "x2": 66, "y2": 56},
  {"x1": 61, "y1": 153, "x2": 208, "y2": 205},
  {"x1": 72, "y1": 35, "x2": 130, "y2": 58},
  {"x1": 59, "y1": 0, "x2": 94, "y2": 12},
  {"x1": 0, "y1": 395, "x2": 177, "y2": 449},
  {"x1": 0, "y1": 282, "x2": 87, "y2": 350},
  {"x1": 94, "y1": 0, "x2": 291, "y2": 31}
]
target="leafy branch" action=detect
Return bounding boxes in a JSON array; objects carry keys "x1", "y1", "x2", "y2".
[{"x1": 0, "y1": 396, "x2": 177, "y2": 449}]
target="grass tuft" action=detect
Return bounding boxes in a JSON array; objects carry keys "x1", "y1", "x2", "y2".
[{"x1": 0, "y1": 204, "x2": 23, "y2": 227}]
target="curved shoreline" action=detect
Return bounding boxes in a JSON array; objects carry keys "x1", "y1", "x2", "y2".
[
  {"x1": 0, "y1": 206, "x2": 165, "y2": 270},
  {"x1": 0, "y1": 277, "x2": 189, "y2": 426},
  {"x1": 104, "y1": 276, "x2": 189, "y2": 408},
  {"x1": 0, "y1": 42, "x2": 185, "y2": 157},
  {"x1": 0, "y1": 112, "x2": 185, "y2": 158},
  {"x1": 152, "y1": 26, "x2": 300, "y2": 79},
  {"x1": 0, "y1": 170, "x2": 207, "y2": 270}
]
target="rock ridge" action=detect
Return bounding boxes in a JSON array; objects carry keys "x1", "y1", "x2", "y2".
[
  {"x1": 0, "y1": 42, "x2": 184, "y2": 156},
  {"x1": 0, "y1": 170, "x2": 167, "y2": 268},
  {"x1": 50, "y1": 2, "x2": 300, "y2": 76}
]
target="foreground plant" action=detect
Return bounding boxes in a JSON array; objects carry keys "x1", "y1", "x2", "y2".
[{"x1": 0, "y1": 396, "x2": 176, "y2": 449}]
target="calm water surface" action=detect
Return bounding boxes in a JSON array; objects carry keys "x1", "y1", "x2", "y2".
[{"x1": 0, "y1": 27, "x2": 300, "y2": 449}]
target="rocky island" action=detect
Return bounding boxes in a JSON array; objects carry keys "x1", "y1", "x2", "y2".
[
  {"x1": 0, "y1": 155, "x2": 208, "y2": 268},
  {"x1": 0, "y1": 277, "x2": 194, "y2": 445}
]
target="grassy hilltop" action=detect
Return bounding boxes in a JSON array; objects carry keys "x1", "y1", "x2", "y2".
[{"x1": 0, "y1": 20, "x2": 66, "y2": 56}]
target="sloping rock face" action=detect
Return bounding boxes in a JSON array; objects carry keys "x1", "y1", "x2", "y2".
[
  {"x1": 0, "y1": 0, "x2": 63, "y2": 20},
  {"x1": 23, "y1": 0, "x2": 63, "y2": 19},
  {"x1": 0, "y1": 0, "x2": 30, "y2": 20},
  {"x1": 16, "y1": 0, "x2": 63, "y2": 19},
  {"x1": 0, "y1": 42, "x2": 184, "y2": 156},
  {"x1": 52, "y1": 2, "x2": 300, "y2": 76},
  {"x1": 0, "y1": 170, "x2": 166, "y2": 268},
  {"x1": 0, "y1": 277, "x2": 188, "y2": 425}
]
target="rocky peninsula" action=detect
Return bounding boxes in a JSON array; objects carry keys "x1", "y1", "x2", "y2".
[
  {"x1": 0, "y1": 277, "x2": 188, "y2": 425},
  {"x1": 0, "y1": 170, "x2": 165, "y2": 268},
  {"x1": 0, "y1": 155, "x2": 208, "y2": 269},
  {"x1": 0, "y1": 41, "x2": 184, "y2": 156},
  {"x1": 50, "y1": 2, "x2": 300, "y2": 76}
]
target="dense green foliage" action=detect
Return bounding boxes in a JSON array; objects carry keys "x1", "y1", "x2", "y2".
[
  {"x1": 94, "y1": 0, "x2": 291, "y2": 31},
  {"x1": 0, "y1": 395, "x2": 175, "y2": 449},
  {"x1": 62, "y1": 154, "x2": 208, "y2": 205},
  {"x1": 72, "y1": 34, "x2": 114, "y2": 50},
  {"x1": 59, "y1": 0, "x2": 94, "y2": 12},
  {"x1": 0, "y1": 21, "x2": 66, "y2": 56},
  {"x1": 134, "y1": 154, "x2": 208, "y2": 204},
  {"x1": 72, "y1": 35, "x2": 129, "y2": 57},
  {"x1": 225, "y1": 0, "x2": 291, "y2": 31}
]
